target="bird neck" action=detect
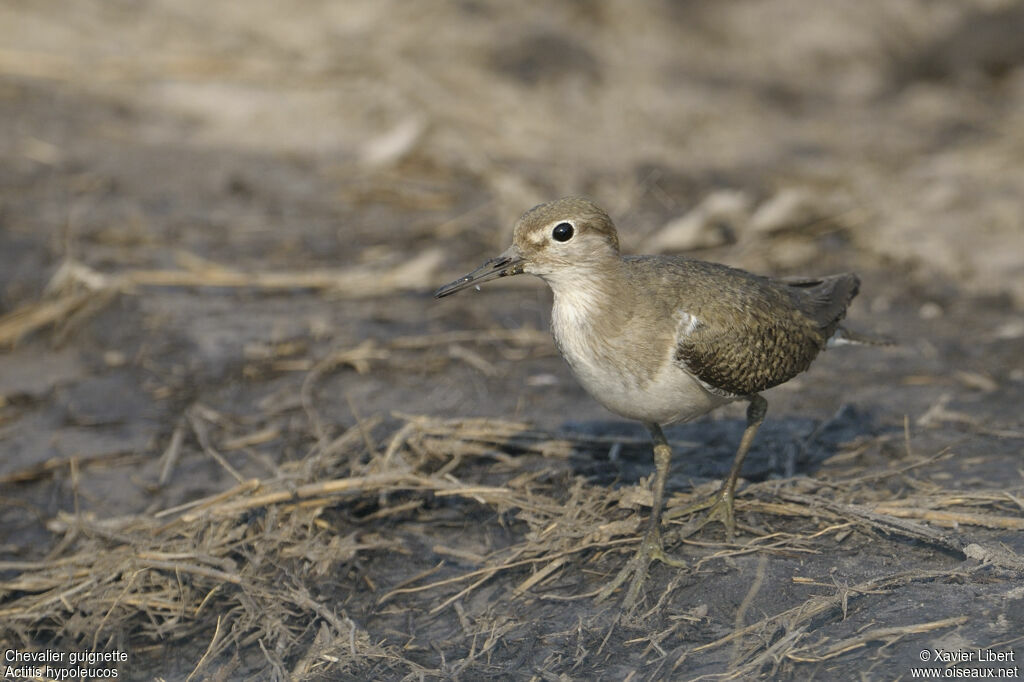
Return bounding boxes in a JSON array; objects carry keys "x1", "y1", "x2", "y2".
[{"x1": 545, "y1": 257, "x2": 633, "y2": 334}]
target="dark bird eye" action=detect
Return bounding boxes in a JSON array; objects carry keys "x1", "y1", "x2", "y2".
[{"x1": 552, "y1": 222, "x2": 574, "y2": 242}]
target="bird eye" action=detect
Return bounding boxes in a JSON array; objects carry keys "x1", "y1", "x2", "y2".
[{"x1": 552, "y1": 222, "x2": 574, "y2": 242}]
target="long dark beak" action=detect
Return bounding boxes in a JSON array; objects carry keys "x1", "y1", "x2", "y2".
[{"x1": 434, "y1": 246, "x2": 526, "y2": 298}]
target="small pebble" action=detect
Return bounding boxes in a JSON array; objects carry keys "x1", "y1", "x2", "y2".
[
  {"x1": 919, "y1": 302, "x2": 944, "y2": 319},
  {"x1": 104, "y1": 350, "x2": 127, "y2": 367}
]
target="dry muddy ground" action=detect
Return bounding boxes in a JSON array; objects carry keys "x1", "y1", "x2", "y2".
[{"x1": 1, "y1": 2, "x2": 1023, "y2": 680}]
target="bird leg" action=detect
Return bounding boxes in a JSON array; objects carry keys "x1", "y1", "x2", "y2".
[
  {"x1": 596, "y1": 422, "x2": 687, "y2": 609},
  {"x1": 667, "y1": 394, "x2": 767, "y2": 538}
]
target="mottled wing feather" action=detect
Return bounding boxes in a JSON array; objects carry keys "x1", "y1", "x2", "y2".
[
  {"x1": 673, "y1": 273, "x2": 860, "y2": 397},
  {"x1": 675, "y1": 312, "x2": 823, "y2": 397}
]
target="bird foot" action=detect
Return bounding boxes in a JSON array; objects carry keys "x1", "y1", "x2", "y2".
[
  {"x1": 668, "y1": 486, "x2": 738, "y2": 539},
  {"x1": 595, "y1": 528, "x2": 687, "y2": 610}
]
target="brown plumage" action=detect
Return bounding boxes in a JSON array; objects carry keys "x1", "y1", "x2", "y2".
[
  {"x1": 435, "y1": 196, "x2": 878, "y2": 609},
  {"x1": 663, "y1": 260, "x2": 861, "y2": 397}
]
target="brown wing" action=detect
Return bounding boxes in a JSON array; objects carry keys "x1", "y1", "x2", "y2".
[
  {"x1": 674, "y1": 273, "x2": 860, "y2": 397},
  {"x1": 778, "y1": 274, "x2": 860, "y2": 337}
]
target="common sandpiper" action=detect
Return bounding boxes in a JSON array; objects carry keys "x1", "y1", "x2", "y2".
[{"x1": 435, "y1": 196, "x2": 876, "y2": 608}]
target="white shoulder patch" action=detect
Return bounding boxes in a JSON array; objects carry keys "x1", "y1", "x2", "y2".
[
  {"x1": 676, "y1": 310, "x2": 701, "y2": 337},
  {"x1": 672, "y1": 310, "x2": 740, "y2": 399}
]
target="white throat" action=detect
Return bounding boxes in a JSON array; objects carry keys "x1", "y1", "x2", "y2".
[
  {"x1": 545, "y1": 268, "x2": 621, "y2": 388},
  {"x1": 545, "y1": 269, "x2": 609, "y2": 335}
]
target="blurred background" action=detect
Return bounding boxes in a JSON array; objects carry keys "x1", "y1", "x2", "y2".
[
  {"x1": 3, "y1": 0, "x2": 1022, "y2": 436},
  {"x1": 3, "y1": 0, "x2": 1023, "y2": 302},
  {"x1": 1, "y1": 1, "x2": 1023, "y2": 679}
]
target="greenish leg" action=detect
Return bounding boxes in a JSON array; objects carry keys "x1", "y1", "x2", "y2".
[
  {"x1": 596, "y1": 422, "x2": 687, "y2": 609},
  {"x1": 667, "y1": 394, "x2": 767, "y2": 537}
]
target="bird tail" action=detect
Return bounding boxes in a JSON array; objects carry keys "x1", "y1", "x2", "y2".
[{"x1": 827, "y1": 326, "x2": 896, "y2": 348}]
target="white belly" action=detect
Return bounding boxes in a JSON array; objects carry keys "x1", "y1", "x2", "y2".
[
  {"x1": 566, "y1": 349, "x2": 730, "y2": 424},
  {"x1": 549, "y1": 287, "x2": 731, "y2": 425}
]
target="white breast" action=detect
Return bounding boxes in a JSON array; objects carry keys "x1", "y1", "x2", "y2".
[{"x1": 549, "y1": 284, "x2": 731, "y2": 425}]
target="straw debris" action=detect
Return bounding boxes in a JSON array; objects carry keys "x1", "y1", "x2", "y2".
[{"x1": 1, "y1": 414, "x2": 1021, "y2": 679}]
